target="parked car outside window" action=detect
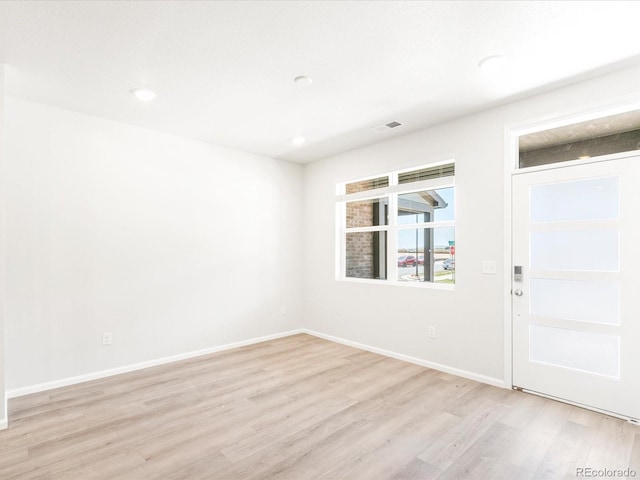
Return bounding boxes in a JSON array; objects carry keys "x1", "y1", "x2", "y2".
[{"x1": 398, "y1": 255, "x2": 417, "y2": 267}]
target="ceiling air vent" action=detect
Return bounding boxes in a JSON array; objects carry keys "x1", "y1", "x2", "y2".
[{"x1": 372, "y1": 121, "x2": 403, "y2": 133}]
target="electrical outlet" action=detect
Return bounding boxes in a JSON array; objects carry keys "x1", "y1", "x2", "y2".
[
  {"x1": 428, "y1": 326, "x2": 436, "y2": 339},
  {"x1": 280, "y1": 305, "x2": 287, "y2": 315},
  {"x1": 482, "y1": 260, "x2": 497, "y2": 274},
  {"x1": 102, "y1": 332, "x2": 113, "y2": 346}
]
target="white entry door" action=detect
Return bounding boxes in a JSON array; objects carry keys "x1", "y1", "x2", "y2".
[{"x1": 512, "y1": 153, "x2": 640, "y2": 421}]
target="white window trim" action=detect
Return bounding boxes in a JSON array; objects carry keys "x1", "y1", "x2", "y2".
[{"x1": 336, "y1": 162, "x2": 455, "y2": 288}]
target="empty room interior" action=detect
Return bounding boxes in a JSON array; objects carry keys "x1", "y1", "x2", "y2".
[{"x1": 1, "y1": 1, "x2": 640, "y2": 479}]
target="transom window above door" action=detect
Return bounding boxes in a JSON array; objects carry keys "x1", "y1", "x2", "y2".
[{"x1": 518, "y1": 109, "x2": 640, "y2": 169}]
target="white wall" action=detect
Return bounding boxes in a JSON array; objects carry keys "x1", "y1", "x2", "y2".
[
  {"x1": 4, "y1": 98, "x2": 303, "y2": 392},
  {"x1": 4, "y1": 65, "x2": 640, "y2": 401},
  {"x1": 0, "y1": 65, "x2": 6, "y2": 427},
  {"x1": 302, "y1": 65, "x2": 640, "y2": 384}
]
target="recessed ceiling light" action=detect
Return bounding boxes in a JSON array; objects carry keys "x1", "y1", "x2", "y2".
[
  {"x1": 478, "y1": 55, "x2": 506, "y2": 73},
  {"x1": 130, "y1": 88, "x2": 156, "y2": 101},
  {"x1": 294, "y1": 76, "x2": 312, "y2": 86},
  {"x1": 292, "y1": 135, "x2": 306, "y2": 146}
]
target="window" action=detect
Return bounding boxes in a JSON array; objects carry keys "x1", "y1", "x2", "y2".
[
  {"x1": 518, "y1": 109, "x2": 640, "y2": 169},
  {"x1": 337, "y1": 161, "x2": 455, "y2": 286}
]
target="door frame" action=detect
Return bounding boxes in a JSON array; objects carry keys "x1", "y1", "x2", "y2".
[{"x1": 503, "y1": 95, "x2": 640, "y2": 392}]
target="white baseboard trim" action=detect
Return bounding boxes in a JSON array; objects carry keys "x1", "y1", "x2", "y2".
[
  {"x1": 7, "y1": 329, "x2": 304, "y2": 399},
  {"x1": 302, "y1": 329, "x2": 505, "y2": 389},
  {"x1": 6, "y1": 328, "x2": 504, "y2": 400},
  {"x1": 0, "y1": 417, "x2": 7, "y2": 430}
]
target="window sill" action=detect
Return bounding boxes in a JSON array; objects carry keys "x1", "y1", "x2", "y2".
[{"x1": 337, "y1": 277, "x2": 455, "y2": 290}]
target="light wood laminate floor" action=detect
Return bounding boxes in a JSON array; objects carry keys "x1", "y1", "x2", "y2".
[{"x1": 1, "y1": 334, "x2": 638, "y2": 479}]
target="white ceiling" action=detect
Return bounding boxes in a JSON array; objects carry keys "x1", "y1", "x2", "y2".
[{"x1": 1, "y1": 1, "x2": 640, "y2": 164}]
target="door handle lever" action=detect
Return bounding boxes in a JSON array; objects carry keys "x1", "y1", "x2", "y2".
[{"x1": 513, "y1": 289, "x2": 523, "y2": 296}]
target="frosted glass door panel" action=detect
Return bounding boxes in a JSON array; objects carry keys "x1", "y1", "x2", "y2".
[
  {"x1": 530, "y1": 278, "x2": 620, "y2": 325},
  {"x1": 531, "y1": 230, "x2": 619, "y2": 271},
  {"x1": 529, "y1": 325, "x2": 620, "y2": 378},
  {"x1": 530, "y1": 177, "x2": 619, "y2": 223}
]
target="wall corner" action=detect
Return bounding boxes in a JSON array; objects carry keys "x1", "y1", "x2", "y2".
[{"x1": 0, "y1": 64, "x2": 7, "y2": 426}]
